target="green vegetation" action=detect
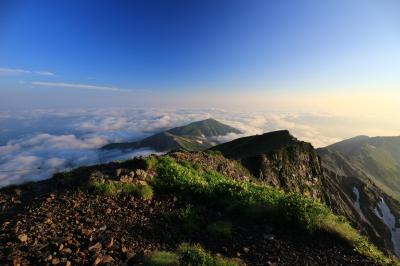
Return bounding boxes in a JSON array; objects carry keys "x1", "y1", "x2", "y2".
[
  {"x1": 178, "y1": 243, "x2": 238, "y2": 266},
  {"x1": 135, "y1": 184, "x2": 154, "y2": 200},
  {"x1": 145, "y1": 243, "x2": 239, "y2": 266},
  {"x1": 169, "y1": 204, "x2": 202, "y2": 234},
  {"x1": 206, "y1": 221, "x2": 232, "y2": 238},
  {"x1": 145, "y1": 251, "x2": 179, "y2": 266},
  {"x1": 88, "y1": 180, "x2": 153, "y2": 200},
  {"x1": 149, "y1": 155, "x2": 397, "y2": 265}
]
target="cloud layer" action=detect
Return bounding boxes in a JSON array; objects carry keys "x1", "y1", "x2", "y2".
[{"x1": 0, "y1": 108, "x2": 398, "y2": 187}]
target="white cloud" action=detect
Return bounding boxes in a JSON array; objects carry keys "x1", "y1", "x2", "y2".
[
  {"x1": 0, "y1": 107, "x2": 398, "y2": 188},
  {"x1": 34, "y1": 71, "x2": 55, "y2": 76},
  {"x1": 0, "y1": 67, "x2": 31, "y2": 75},
  {"x1": 32, "y1": 81, "x2": 130, "y2": 92},
  {"x1": 0, "y1": 67, "x2": 55, "y2": 76}
]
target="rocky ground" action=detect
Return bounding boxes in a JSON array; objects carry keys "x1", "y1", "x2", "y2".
[{"x1": 0, "y1": 154, "x2": 376, "y2": 265}]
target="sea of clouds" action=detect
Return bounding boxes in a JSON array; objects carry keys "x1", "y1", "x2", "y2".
[{"x1": 0, "y1": 107, "x2": 381, "y2": 187}]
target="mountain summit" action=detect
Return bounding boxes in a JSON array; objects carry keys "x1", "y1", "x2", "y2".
[
  {"x1": 102, "y1": 118, "x2": 241, "y2": 152},
  {"x1": 211, "y1": 130, "x2": 323, "y2": 199}
]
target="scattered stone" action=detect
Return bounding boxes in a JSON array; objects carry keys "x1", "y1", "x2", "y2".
[
  {"x1": 107, "y1": 237, "x2": 114, "y2": 248},
  {"x1": 62, "y1": 248, "x2": 72, "y2": 254},
  {"x1": 12, "y1": 256, "x2": 21, "y2": 266},
  {"x1": 99, "y1": 225, "x2": 107, "y2": 231},
  {"x1": 134, "y1": 169, "x2": 147, "y2": 179},
  {"x1": 17, "y1": 234, "x2": 28, "y2": 243},
  {"x1": 88, "y1": 242, "x2": 102, "y2": 252},
  {"x1": 81, "y1": 228, "x2": 92, "y2": 236},
  {"x1": 93, "y1": 256, "x2": 102, "y2": 265},
  {"x1": 51, "y1": 257, "x2": 60, "y2": 265},
  {"x1": 101, "y1": 255, "x2": 114, "y2": 263}
]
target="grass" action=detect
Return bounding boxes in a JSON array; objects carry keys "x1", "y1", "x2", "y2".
[
  {"x1": 135, "y1": 184, "x2": 154, "y2": 200},
  {"x1": 206, "y1": 221, "x2": 232, "y2": 238},
  {"x1": 178, "y1": 243, "x2": 239, "y2": 266},
  {"x1": 169, "y1": 204, "x2": 202, "y2": 234},
  {"x1": 145, "y1": 243, "x2": 239, "y2": 266},
  {"x1": 145, "y1": 251, "x2": 179, "y2": 266},
  {"x1": 150, "y1": 155, "x2": 398, "y2": 265},
  {"x1": 88, "y1": 180, "x2": 153, "y2": 200}
]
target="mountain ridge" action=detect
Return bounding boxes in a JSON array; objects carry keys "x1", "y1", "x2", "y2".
[
  {"x1": 102, "y1": 118, "x2": 241, "y2": 152},
  {"x1": 211, "y1": 130, "x2": 400, "y2": 257},
  {"x1": 2, "y1": 120, "x2": 400, "y2": 263}
]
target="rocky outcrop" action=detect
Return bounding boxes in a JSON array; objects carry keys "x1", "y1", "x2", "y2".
[
  {"x1": 241, "y1": 143, "x2": 323, "y2": 199},
  {"x1": 169, "y1": 151, "x2": 251, "y2": 181},
  {"x1": 212, "y1": 131, "x2": 324, "y2": 200}
]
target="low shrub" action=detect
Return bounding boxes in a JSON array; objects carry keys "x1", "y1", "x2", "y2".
[
  {"x1": 178, "y1": 243, "x2": 239, "y2": 266},
  {"x1": 145, "y1": 244, "x2": 239, "y2": 266},
  {"x1": 88, "y1": 180, "x2": 153, "y2": 200},
  {"x1": 135, "y1": 184, "x2": 154, "y2": 200}
]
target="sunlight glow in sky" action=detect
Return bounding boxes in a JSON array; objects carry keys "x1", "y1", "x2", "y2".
[{"x1": 0, "y1": 0, "x2": 399, "y2": 117}]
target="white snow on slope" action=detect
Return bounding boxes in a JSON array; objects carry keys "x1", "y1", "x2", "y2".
[{"x1": 374, "y1": 197, "x2": 400, "y2": 257}]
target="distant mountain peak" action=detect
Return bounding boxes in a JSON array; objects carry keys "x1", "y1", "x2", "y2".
[{"x1": 101, "y1": 118, "x2": 240, "y2": 152}]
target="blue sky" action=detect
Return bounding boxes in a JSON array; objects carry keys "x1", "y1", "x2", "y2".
[{"x1": 0, "y1": 0, "x2": 399, "y2": 109}]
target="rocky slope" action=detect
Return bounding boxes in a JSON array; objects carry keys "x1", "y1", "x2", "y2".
[
  {"x1": 211, "y1": 130, "x2": 323, "y2": 200},
  {"x1": 102, "y1": 118, "x2": 241, "y2": 152},
  {"x1": 318, "y1": 148, "x2": 400, "y2": 257},
  {"x1": 325, "y1": 135, "x2": 400, "y2": 201},
  {"x1": 0, "y1": 152, "x2": 387, "y2": 265},
  {"x1": 212, "y1": 130, "x2": 400, "y2": 258}
]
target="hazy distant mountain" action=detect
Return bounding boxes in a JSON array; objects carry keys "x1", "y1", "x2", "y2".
[
  {"x1": 322, "y1": 135, "x2": 400, "y2": 201},
  {"x1": 101, "y1": 118, "x2": 241, "y2": 152}
]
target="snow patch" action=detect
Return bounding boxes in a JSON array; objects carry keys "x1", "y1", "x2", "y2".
[
  {"x1": 374, "y1": 197, "x2": 400, "y2": 256},
  {"x1": 352, "y1": 186, "x2": 361, "y2": 210}
]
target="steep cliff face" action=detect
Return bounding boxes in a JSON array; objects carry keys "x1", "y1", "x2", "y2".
[
  {"x1": 212, "y1": 131, "x2": 323, "y2": 200},
  {"x1": 319, "y1": 148, "x2": 400, "y2": 257},
  {"x1": 241, "y1": 143, "x2": 323, "y2": 199}
]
